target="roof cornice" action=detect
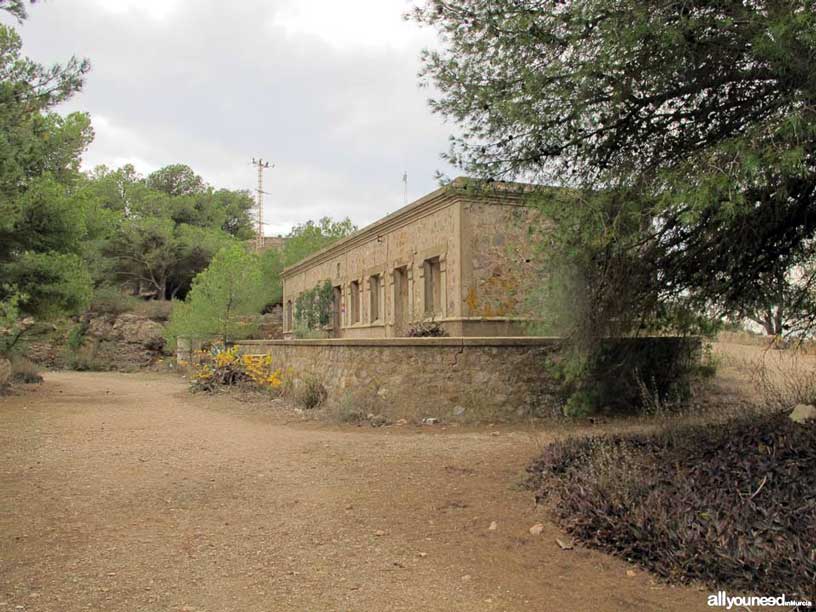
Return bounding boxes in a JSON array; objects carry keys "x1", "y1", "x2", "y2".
[{"x1": 281, "y1": 178, "x2": 533, "y2": 278}]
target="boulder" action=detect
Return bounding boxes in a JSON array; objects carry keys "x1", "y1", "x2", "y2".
[
  {"x1": 86, "y1": 314, "x2": 115, "y2": 338},
  {"x1": 112, "y1": 314, "x2": 165, "y2": 346}
]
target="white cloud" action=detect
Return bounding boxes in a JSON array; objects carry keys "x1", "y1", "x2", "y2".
[
  {"x1": 273, "y1": 0, "x2": 432, "y2": 49},
  {"x1": 11, "y1": 0, "x2": 455, "y2": 236},
  {"x1": 87, "y1": 0, "x2": 183, "y2": 21}
]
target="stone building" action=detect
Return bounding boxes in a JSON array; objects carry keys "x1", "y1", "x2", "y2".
[
  {"x1": 257, "y1": 235, "x2": 286, "y2": 253},
  {"x1": 281, "y1": 178, "x2": 542, "y2": 338}
]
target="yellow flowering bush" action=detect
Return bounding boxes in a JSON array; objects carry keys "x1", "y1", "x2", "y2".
[
  {"x1": 190, "y1": 345, "x2": 284, "y2": 393},
  {"x1": 241, "y1": 354, "x2": 283, "y2": 390}
]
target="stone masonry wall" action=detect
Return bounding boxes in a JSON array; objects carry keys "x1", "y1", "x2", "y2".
[
  {"x1": 461, "y1": 201, "x2": 541, "y2": 320},
  {"x1": 282, "y1": 197, "x2": 462, "y2": 339},
  {"x1": 233, "y1": 338, "x2": 563, "y2": 421}
]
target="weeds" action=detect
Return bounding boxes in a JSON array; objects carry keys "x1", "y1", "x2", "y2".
[
  {"x1": 328, "y1": 385, "x2": 390, "y2": 423},
  {"x1": 743, "y1": 349, "x2": 816, "y2": 410},
  {"x1": 10, "y1": 355, "x2": 42, "y2": 383},
  {"x1": 296, "y1": 373, "x2": 327, "y2": 409},
  {"x1": 333, "y1": 389, "x2": 370, "y2": 423},
  {"x1": 66, "y1": 342, "x2": 108, "y2": 371},
  {"x1": 292, "y1": 322, "x2": 328, "y2": 339},
  {"x1": 88, "y1": 286, "x2": 140, "y2": 316},
  {"x1": 64, "y1": 322, "x2": 109, "y2": 371},
  {"x1": 131, "y1": 299, "x2": 173, "y2": 322}
]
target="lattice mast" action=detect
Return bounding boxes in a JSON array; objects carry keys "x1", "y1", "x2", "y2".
[{"x1": 251, "y1": 157, "x2": 272, "y2": 251}]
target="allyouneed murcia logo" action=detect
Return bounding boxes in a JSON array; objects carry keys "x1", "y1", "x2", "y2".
[{"x1": 707, "y1": 591, "x2": 813, "y2": 609}]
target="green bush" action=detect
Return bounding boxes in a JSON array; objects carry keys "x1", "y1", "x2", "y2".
[
  {"x1": 0, "y1": 290, "x2": 30, "y2": 356},
  {"x1": 65, "y1": 321, "x2": 88, "y2": 352},
  {"x1": 293, "y1": 321, "x2": 328, "y2": 339},
  {"x1": 294, "y1": 280, "x2": 333, "y2": 333},
  {"x1": 64, "y1": 323, "x2": 108, "y2": 371},
  {"x1": 550, "y1": 337, "x2": 702, "y2": 416},
  {"x1": 527, "y1": 412, "x2": 816, "y2": 600}
]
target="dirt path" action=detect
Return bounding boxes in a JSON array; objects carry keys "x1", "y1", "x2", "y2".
[{"x1": 1, "y1": 372, "x2": 707, "y2": 611}]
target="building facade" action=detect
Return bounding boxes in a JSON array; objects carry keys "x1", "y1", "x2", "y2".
[{"x1": 281, "y1": 178, "x2": 543, "y2": 338}]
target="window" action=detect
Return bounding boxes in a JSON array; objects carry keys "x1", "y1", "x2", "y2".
[
  {"x1": 393, "y1": 266, "x2": 408, "y2": 334},
  {"x1": 370, "y1": 274, "x2": 381, "y2": 322},
  {"x1": 423, "y1": 257, "x2": 441, "y2": 316},
  {"x1": 285, "y1": 300, "x2": 293, "y2": 330},
  {"x1": 350, "y1": 280, "x2": 360, "y2": 324},
  {"x1": 332, "y1": 286, "x2": 342, "y2": 332}
]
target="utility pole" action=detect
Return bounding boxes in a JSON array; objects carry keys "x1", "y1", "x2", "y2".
[
  {"x1": 251, "y1": 157, "x2": 273, "y2": 251},
  {"x1": 402, "y1": 171, "x2": 408, "y2": 206}
]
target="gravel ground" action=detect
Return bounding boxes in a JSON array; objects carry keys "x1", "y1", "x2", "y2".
[{"x1": 0, "y1": 371, "x2": 706, "y2": 611}]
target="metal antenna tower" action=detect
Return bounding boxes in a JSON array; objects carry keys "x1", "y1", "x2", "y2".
[{"x1": 251, "y1": 158, "x2": 273, "y2": 251}]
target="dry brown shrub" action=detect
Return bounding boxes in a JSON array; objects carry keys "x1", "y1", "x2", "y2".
[
  {"x1": 741, "y1": 348, "x2": 816, "y2": 410},
  {"x1": 527, "y1": 412, "x2": 816, "y2": 599}
]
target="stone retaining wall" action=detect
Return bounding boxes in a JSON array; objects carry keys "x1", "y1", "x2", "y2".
[
  {"x1": 177, "y1": 336, "x2": 700, "y2": 420},
  {"x1": 233, "y1": 337, "x2": 563, "y2": 420}
]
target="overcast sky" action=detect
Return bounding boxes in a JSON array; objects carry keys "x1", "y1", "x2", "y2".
[{"x1": 6, "y1": 0, "x2": 456, "y2": 235}]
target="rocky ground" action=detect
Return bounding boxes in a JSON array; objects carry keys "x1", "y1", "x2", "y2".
[{"x1": 0, "y1": 371, "x2": 709, "y2": 611}]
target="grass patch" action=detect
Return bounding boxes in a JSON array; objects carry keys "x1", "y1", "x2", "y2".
[
  {"x1": 295, "y1": 373, "x2": 327, "y2": 409},
  {"x1": 527, "y1": 412, "x2": 816, "y2": 600},
  {"x1": 89, "y1": 286, "x2": 140, "y2": 316},
  {"x1": 10, "y1": 355, "x2": 43, "y2": 383},
  {"x1": 131, "y1": 299, "x2": 173, "y2": 322},
  {"x1": 325, "y1": 385, "x2": 390, "y2": 425},
  {"x1": 744, "y1": 349, "x2": 816, "y2": 410}
]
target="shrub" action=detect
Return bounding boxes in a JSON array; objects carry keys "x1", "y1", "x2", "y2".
[
  {"x1": 66, "y1": 344, "x2": 108, "y2": 371},
  {"x1": 294, "y1": 280, "x2": 334, "y2": 333},
  {"x1": 334, "y1": 390, "x2": 369, "y2": 424},
  {"x1": 65, "y1": 321, "x2": 88, "y2": 352},
  {"x1": 549, "y1": 337, "x2": 703, "y2": 416},
  {"x1": 406, "y1": 319, "x2": 448, "y2": 337},
  {"x1": 132, "y1": 299, "x2": 173, "y2": 321},
  {"x1": 527, "y1": 413, "x2": 816, "y2": 600},
  {"x1": 293, "y1": 321, "x2": 329, "y2": 339},
  {"x1": 10, "y1": 356, "x2": 42, "y2": 384},
  {"x1": 296, "y1": 373, "x2": 327, "y2": 409},
  {"x1": 63, "y1": 320, "x2": 110, "y2": 371},
  {"x1": 330, "y1": 385, "x2": 388, "y2": 423},
  {"x1": 88, "y1": 286, "x2": 139, "y2": 315},
  {"x1": 190, "y1": 345, "x2": 284, "y2": 394},
  {"x1": 745, "y1": 349, "x2": 816, "y2": 410},
  {"x1": 0, "y1": 290, "x2": 33, "y2": 356}
]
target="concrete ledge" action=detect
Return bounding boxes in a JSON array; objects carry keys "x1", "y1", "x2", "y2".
[{"x1": 234, "y1": 336, "x2": 564, "y2": 348}]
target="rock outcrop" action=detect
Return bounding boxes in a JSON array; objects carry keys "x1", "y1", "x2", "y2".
[{"x1": 27, "y1": 312, "x2": 168, "y2": 371}]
